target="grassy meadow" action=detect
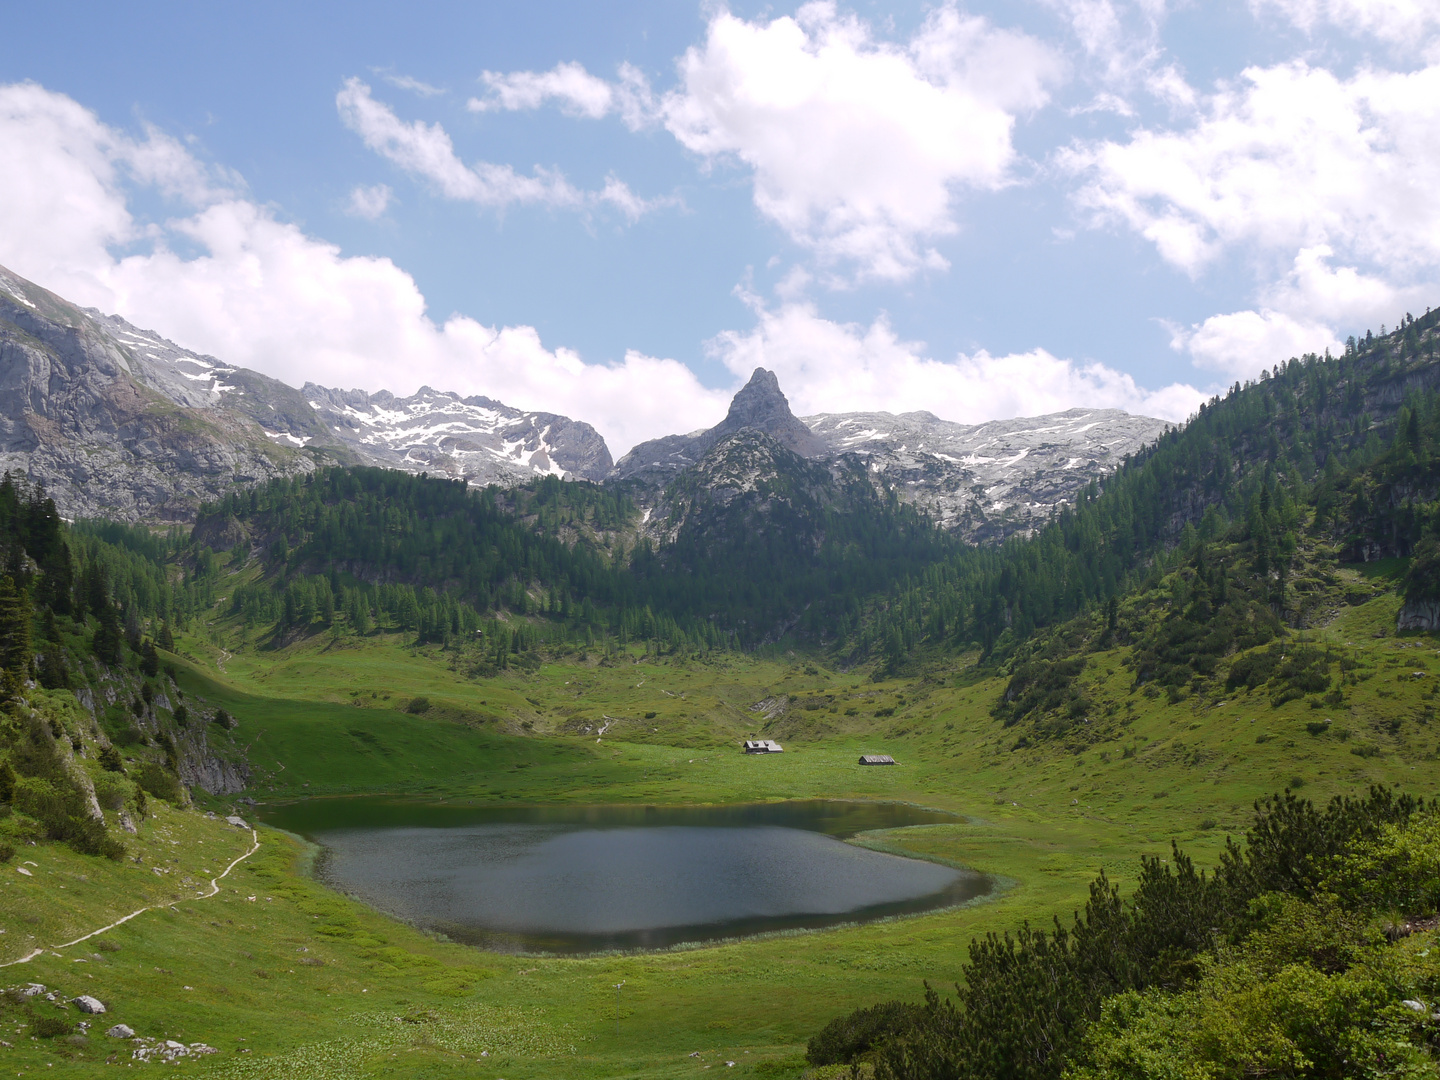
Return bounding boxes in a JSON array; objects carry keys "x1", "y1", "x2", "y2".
[{"x1": 3, "y1": 563, "x2": 1440, "y2": 1077}]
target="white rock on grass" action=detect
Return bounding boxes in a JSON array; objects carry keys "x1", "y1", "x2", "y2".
[
  {"x1": 226, "y1": 816, "x2": 248, "y2": 828},
  {"x1": 72, "y1": 995, "x2": 106, "y2": 1014},
  {"x1": 107, "y1": 1024, "x2": 135, "y2": 1039},
  {"x1": 132, "y1": 1038, "x2": 217, "y2": 1062}
]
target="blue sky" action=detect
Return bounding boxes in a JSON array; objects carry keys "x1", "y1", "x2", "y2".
[{"x1": 2, "y1": 1, "x2": 1438, "y2": 453}]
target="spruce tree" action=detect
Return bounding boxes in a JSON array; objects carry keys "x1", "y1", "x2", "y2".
[
  {"x1": 0, "y1": 578, "x2": 32, "y2": 678},
  {"x1": 93, "y1": 602, "x2": 122, "y2": 666}
]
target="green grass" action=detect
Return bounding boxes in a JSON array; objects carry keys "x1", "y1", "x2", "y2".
[{"x1": 5, "y1": 588, "x2": 1440, "y2": 1077}]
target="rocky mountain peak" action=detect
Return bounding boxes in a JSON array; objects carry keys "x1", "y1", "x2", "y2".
[
  {"x1": 611, "y1": 367, "x2": 826, "y2": 479},
  {"x1": 712, "y1": 368, "x2": 827, "y2": 458}
]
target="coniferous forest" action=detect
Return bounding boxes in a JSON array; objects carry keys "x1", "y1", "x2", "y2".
[{"x1": 1, "y1": 313, "x2": 1440, "y2": 1077}]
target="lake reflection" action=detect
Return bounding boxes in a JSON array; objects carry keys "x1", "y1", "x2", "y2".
[{"x1": 260, "y1": 800, "x2": 989, "y2": 953}]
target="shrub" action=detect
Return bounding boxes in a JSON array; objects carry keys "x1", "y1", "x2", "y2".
[
  {"x1": 98, "y1": 744, "x2": 125, "y2": 773},
  {"x1": 92, "y1": 770, "x2": 131, "y2": 811},
  {"x1": 0, "y1": 842, "x2": 13, "y2": 862},
  {"x1": 31, "y1": 1014, "x2": 73, "y2": 1039},
  {"x1": 1326, "y1": 811, "x2": 1440, "y2": 916},
  {"x1": 808, "y1": 999, "x2": 926, "y2": 1066},
  {"x1": 644, "y1": 711, "x2": 657, "y2": 720},
  {"x1": 173, "y1": 703, "x2": 189, "y2": 727},
  {"x1": 212, "y1": 708, "x2": 234, "y2": 729},
  {"x1": 405, "y1": 696, "x2": 431, "y2": 714},
  {"x1": 135, "y1": 761, "x2": 184, "y2": 804}
]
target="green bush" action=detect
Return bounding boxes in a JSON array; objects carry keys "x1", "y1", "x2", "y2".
[
  {"x1": 0, "y1": 842, "x2": 13, "y2": 862},
  {"x1": 1325, "y1": 812, "x2": 1440, "y2": 916},
  {"x1": 808, "y1": 1000, "x2": 925, "y2": 1066},
  {"x1": 135, "y1": 760, "x2": 184, "y2": 804},
  {"x1": 30, "y1": 1013, "x2": 74, "y2": 1039},
  {"x1": 405, "y1": 696, "x2": 431, "y2": 714},
  {"x1": 92, "y1": 770, "x2": 131, "y2": 811}
]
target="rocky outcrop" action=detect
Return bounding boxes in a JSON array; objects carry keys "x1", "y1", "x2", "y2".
[
  {"x1": 617, "y1": 369, "x2": 1168, "y2": 544},
  {"x1": 0, "y1": 266, "x2": 327, "y2": 521},
  {"x1": 302, "y1": 383, "x2": 613, "y2": 485},
  {"x1": 613, "y1": 367, "x2": 824, "y2": 479},
  {"x1": 804, "y1": 408, "x2": 1170, "y2": 542},
  {"x1": 1398, "y1": 598, "x2": 1440, "y2": 632}
]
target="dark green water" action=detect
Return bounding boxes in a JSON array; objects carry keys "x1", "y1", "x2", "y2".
[{"x1": 259, "y1": 799, "x2": 988, "y2": 953}]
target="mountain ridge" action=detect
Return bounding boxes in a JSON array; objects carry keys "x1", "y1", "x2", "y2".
[{"x1": 0, "y1": 264, "x2": 1167, "y2": 540}]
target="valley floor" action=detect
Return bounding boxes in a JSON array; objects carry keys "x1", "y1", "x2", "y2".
[{"x1": 4, "y1": 586, "x2": 1439, "y2": 1078}]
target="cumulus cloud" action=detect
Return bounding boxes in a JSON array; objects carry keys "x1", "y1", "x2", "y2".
[
  {"x1": 709, "y1": 297, "x2": 1203, "y2": 424},
  {"x1": 0, "y1": 80, "x2": 721, "y2": 456},
  {"x1": 1250, "y1": 0, "x2": 1440, "y2": 43},
  {"x1": 1062, "y1": 60, "x2": 1440, "y2": 275},
  {"x1": 1063, "y1": 58, "x2": 1440, "y2": 378},
  {"x1": 665, "y1": 2, "x2": 1060, "y2": 281},
  {"x1": 1167, "y1": 245, "x2": 1433, "y2": 379},
  {"x1": 469, "y1": 3, "x2": 1060, "y2": 282},
  {"x1": 336, "y1": 78, "x2": 665, "y2": 221},
  {"x1": 345, "y1": 183, "x2": 392, "y2": 219}
]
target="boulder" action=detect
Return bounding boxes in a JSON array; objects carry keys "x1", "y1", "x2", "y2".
[
  {"x1": 225, "y1": 815, "x2": 249, "y2": 828},
  {"x1": 72, "y1": 995, "x2": 106, "y2": 1014},
  {"x1": 107, "y1": 1024, "x2": 135, "y2": 1039}
]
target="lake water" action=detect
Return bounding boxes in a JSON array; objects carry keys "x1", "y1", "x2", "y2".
[{"x1": 259, "y1": 799, "x2": 989, "y2": 953}]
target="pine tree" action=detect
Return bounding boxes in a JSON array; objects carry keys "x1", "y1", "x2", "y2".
[
  {"x1": 0, "y1": 578, "x2": 32, "y2": 678},
  {"x1": 93, "y1": 602, "x2": 122, "y2": 666}
]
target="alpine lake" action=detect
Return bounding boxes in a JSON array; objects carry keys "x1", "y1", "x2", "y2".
[{"x1": 257, "y1": 798, "x2": 992, "y2": 953}]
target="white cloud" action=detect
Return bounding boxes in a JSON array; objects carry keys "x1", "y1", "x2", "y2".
[
  {"x1": 0, "y1": 80, "x2": 721, "y2": 456},
  {"x1": 469, "y1": 3, "x2": 1060, "y2": 282},
  {"x1": 709, "y1": 297, "x2": 1203, "y2": 424},
  {"x1": 379, "y1": 72, "x2": 446, "y2": 97},
  {"x1": 335, "y1": 78, "x2": 664, "y2": 222},
  {"x1": 1251, "y1": 0, "x2": 1440, "y2": 44},
  {"x1": 345, "y1": 183, "x2": 392, "y2": 219},
  {"x1": 1172, "y1": 309, "x2": 1341, "y2": 380},
  {"x1": 1168, "y1": 245, "x2": 1433, "y2": 378},
  {"x1": 1061, "y1": 60, "x2": 1440, "y2": 275},
  {"x1": 1064, "y1": 59, "x2": 1440, "y2": 380},
  {"x1": 470, "y1": 61, "x2": 618, "y2": 119},
  {"x1": 663, "y1": 2, "x2": 1060, "y2": 281}
]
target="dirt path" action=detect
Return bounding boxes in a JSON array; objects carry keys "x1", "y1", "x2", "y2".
[{"x1": 0, "y1": 829, "x2": 260, "y2": 969}]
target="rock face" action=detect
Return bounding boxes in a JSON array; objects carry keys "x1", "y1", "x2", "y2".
[
  {"x1": 1398, "y1": 598, "x2": 1440, "y2": 632},
  {"x1": 0, "y1": 264, "x2": 614, "y2": 520},
  {"x1": 616, "y1": 368, "x2": 1168, "y2": 544},
  {"x1": 804, "y1": 408, "x2": 1171, "y2": 542},
  {"x1": 302, "y1": 383, "x2": 612, "y2": 485},
  {"x1": 0, "y1": 266, "x2": 324, "y2": 522},
  {"x1": 612, "y1": 367, "x2": 825, "y2": 479}
]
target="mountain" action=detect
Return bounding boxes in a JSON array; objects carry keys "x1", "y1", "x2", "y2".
[
  {"x1": 804, "y1": 407, "x2": 1169, "y2": 541},
  {"x1": 302, "y1": 384, "x2": 611, "y2": 484},
  {"x1": 612, "y1": 367, "x2": 826, "y2": 478},
  {"x1": 1, "y1": 263, "x2": 1165, "y2": 540},
  {"x1": 0, "y1": 265, "x2": 327, "y2": 522},
  {"x1": 616, "y1": 367, "x2": 1168, "y2": 543},
  {"x1": 0, "y1": 265, "x2": 611, "y2": 520}
]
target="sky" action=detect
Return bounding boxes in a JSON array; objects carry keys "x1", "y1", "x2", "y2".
[{"x1": 2, "y1": 1, "x2": 1439, "y2": 456}]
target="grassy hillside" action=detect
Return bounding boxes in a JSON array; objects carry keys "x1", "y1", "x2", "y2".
[{"x1": 3, "y1": 550, "x2": 1433, "y2": 1075}]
